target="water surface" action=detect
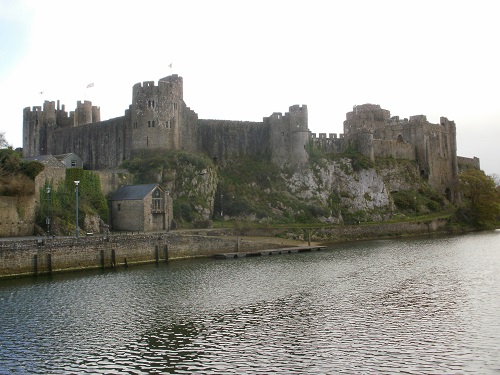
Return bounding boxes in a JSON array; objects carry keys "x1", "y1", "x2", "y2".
[{"x1": 1, "y1": 231, "x2": 499, "y2": 374}]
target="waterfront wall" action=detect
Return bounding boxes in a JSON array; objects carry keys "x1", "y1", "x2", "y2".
[
  {"x1": 0, "y1": 219, "x2": 450, "y2": 278},
  {"x1": 0, "y1": 232, "x2": 288, "y2": 278}
]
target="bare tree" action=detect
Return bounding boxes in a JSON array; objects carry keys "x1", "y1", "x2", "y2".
[
  {"x1": 0, "y1": 131, "x2": 10, "y2": 149},
  {"x1": 491, "y1": 173, "x2": 500, "y2": 188}
]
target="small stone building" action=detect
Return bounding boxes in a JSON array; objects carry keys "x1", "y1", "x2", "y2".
[{"x1": 110, "y1": 184, "x2": 170, "y2": 232}]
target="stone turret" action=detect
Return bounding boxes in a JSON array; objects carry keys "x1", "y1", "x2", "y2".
[
  {"x1": 344, "y1": 104, "x2": 390, "y2": 139},
  {"x1": 268, "y1": 105, "x2": 309, "y2": 167},
  {"x1": 129, "y1": 74, "x2": 184, "y2": 155}
]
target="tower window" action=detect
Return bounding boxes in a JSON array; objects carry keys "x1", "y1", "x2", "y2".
[
  {"x1": 152, "y1": 100, "x2": 155, "y2": 108},
  {"x1": 148, "y1": 100, "x2": 151, "y2": 108},
  {"x1": 152, "y1": 121, "x2": 155, "y2": 127},
  {"x1": 148, "y1": 121, "x2": 151, "y2": 127}
]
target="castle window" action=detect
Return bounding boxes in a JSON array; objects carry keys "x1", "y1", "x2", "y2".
[
  {"x1": 148, "y1": 100, "x2": 151, "y2": 108},
  {"x1": 152, "y1": 100, "x2": 155, "y2": 108},
  {"x1": 397, "y1": 135, "x2": 404, "y2": 143},
  {"x1": 152, "y1": 121, "x2": 155, "y2": 127},
  {"x1": 148, "y1": 121, "x2": 151, "y2": 127}
]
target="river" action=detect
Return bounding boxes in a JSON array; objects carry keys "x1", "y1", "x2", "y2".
[{"x1": 1, "y1": 231, "x2": 499, "y2": 374}]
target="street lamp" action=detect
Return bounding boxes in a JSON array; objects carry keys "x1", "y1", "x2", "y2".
[
  {"x1": 46, "y1": 186, "x2": 51, "y2": 237},
  {"x1": 75, "y1": 181, "x2": 80, "y2": 239},
  {"x1": 166, "y1": 190, "x2": 170, "y2": 232},
  {"x1": 221, "y1": 193, "x2": 224, "y2": 228}
]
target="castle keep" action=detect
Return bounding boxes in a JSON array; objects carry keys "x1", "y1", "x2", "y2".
[{"x1": 23, "y1": 74, "x2": 479, "y2": 200}]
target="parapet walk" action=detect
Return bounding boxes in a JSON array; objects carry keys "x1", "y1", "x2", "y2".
[{"x1": 214, "y1": 245, "x2": 326, "y2": 259}]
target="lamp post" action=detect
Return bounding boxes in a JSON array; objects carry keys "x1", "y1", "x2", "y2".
[
  {"x1": 221, "y1": 193, "x2": 224, "y2": 228},
  {"x1": 414, "y1": 196, "x2": 417, "y2": 219},
  {"x1": 75, "y1": 181, "x2": 80, "y2": 239},
  {"x1": 46, "y1": 186, "x2": 51, "y2": 237},
  {"x1": 166, "y1": 190, "x2": 170, "y2": 232}
]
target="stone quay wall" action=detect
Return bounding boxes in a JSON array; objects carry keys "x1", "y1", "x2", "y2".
[
  {"x1": 1, "y1": 219, "x2": 450, "y2": 279},
  {"x1": 0, "y1": 232, "x2": 288, "y2": 279}
]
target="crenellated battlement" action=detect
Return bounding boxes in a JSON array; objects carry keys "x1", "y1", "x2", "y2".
[
  {"x1": 409, "y1": 115, "x2": 427, "y2": 123},
  {"x1": 311, "y1": 133, "x2": 345, "y2": 140}
]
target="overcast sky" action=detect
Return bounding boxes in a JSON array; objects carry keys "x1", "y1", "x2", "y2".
[{"x1": 1, "y1": 0, "x2": 499, "y2": 176}]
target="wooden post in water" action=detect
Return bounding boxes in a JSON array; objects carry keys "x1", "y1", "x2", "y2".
[{"x1": 47, "y1": 253, "x2": 52, "y2": 275}]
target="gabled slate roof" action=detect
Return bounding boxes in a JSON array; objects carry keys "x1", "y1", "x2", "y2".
[
  {"x1": 23, "y1": 154, "x2": 66, "y2": 168},
  {"x1": 110, "y1": 184, "x2": 160, "y2": 201},
  {"x1": 53, "y1": 153, "x2": 79, "y2": 161}
]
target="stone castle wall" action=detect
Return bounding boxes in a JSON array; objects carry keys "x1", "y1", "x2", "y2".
[
  {"x1": 457, "y1": 156, "x2": 480, "y2": 171},
  {"x1": 372, "y1": 139, "x2": 416, "y2": 160},
  {"x1": 24, "y1": 75, "x2": 308, "y2": 169},
  {"x1": 23, "y1": 75, "x2": 476, "y2": 202},
  {"x1": 196, "y1": 119, "x2": 270, "y2": 162},
  {"x1": 48, "y1": 115, "x2": 129, "y2": 170}
]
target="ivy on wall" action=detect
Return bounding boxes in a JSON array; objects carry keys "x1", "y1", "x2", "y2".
[{"x1": 38, "y1": 168, "x2": 109, "y2": 234}]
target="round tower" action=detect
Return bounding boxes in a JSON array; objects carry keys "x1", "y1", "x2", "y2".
[
  {"x1": 75, "y1": 100, "x2": 93, "y2": 126},
  {"x1": 344, "y1": 104, "x2": 390, "y2": 138},
  {"x1": 130, "y1": 74, "x2": 183, "y2": 152},
  {"x1": 288, "y1": 105, "x2": 309, "y2": 165}
]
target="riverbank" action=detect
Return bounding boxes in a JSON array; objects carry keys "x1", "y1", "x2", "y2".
[{"x1": 0, "y1": 218, "x2": 461, "y2": 279}]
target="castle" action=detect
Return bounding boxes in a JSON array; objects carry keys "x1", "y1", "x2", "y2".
[{"x1": 23, "y1": 74, "x2": 479, "y2": 201}]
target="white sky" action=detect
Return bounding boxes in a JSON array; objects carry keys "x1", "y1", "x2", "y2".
[{"x1": 1, "y1": 0, "x2": 499, "y2": 176}]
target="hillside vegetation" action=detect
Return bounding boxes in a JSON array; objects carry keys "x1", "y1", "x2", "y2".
[
  {"x1": 0, "y1": 148, "x2": 43, "y2": 196},
  {"x1": 121, "y1": 149, "x2": 452, "y2": 227}
]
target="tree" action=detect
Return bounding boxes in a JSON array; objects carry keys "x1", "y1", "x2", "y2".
[
  {"x1": 456, "y1": 169, "x2": 500, "y2": 227},
  {"x1": 0, "y1": 131, "x2": 10, "y2": 149}
]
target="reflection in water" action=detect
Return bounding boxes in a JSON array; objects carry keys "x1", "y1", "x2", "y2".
[{"x1": 0, "y1": 231, "x2": 499, "y2": 374}]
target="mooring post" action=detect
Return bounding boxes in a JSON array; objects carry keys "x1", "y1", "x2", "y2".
[
  {"x1": 33, "y1": 254, "x2": 38, "y2": 276},
  {"x1": 164, "y1": 243, "x2": 169, "y2": 262},
  {"x1": 100, "y1": 249, "x2": 105, "y2": 269}
]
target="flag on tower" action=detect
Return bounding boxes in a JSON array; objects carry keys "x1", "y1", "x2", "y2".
[
  {"x1": 168, "y1": 63, "x2": 172, "y2": 68},
  {"x1": 87, "y1": 83, "x2": 94, "y2": 88}
]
